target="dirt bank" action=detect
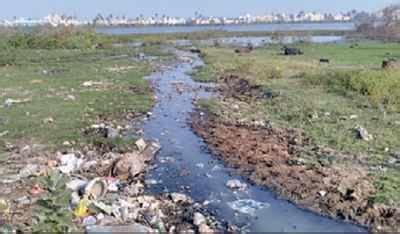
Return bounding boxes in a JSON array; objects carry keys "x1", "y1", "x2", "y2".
[{"x1": 192, "y1": 109, "x2": 400, "y2": 232}]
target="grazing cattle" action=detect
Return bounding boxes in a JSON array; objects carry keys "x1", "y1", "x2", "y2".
[
  {"x1": 282, "y1": 46, "x2": 303, "y2": 55},
  {"x1": 234, "y1": 44, "x2": 253, "y2": 54},
  {"x1": 382, "y1": 58, "x2": 400, "y2": 69},
  {"x1": 189, "y1": 47, "x2": 202, "y2": 54},
  {"x1": 319, "y1": 58, "x2": 330, "y2": 64}
]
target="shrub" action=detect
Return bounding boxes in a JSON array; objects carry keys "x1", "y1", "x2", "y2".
[{"x1": 303, "y1": 69, "x2": 400, "y2": 111}]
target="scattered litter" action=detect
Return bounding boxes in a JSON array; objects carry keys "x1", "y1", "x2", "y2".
[
  {"x1": 228, "y1": 199, "x2": 270, "y2": 216},
  {"x1": 318, "y1": 190, "x2": 327, "y2": 197},
  {"x1": 86, "y1": 223, "x2": 153, "y2": 234},
  {"x1": 66, "y1": 179, "x2": 88, "y2": 192},
  {"x1": 30, "y1": 184, "x2": 44, "y2": 196},
  {"x1": 73, "y1": 199, "x2": 90, "y2": 218},
  {"x1": 107, "y1": 179, "x2": 120, "y2": 193},
  {"x1": 82, "y1": 81, "x2": 103, "y2": 87},
  {"x1": 349, "y1": 115, "x2": 358, "y2": 120},
  {"x1": 14, "y1": 196, "x2": 30, "y2": 206},
  {"x1": 58, "y1": 153, "x2": 83, "y2": 174},
  {"x1": 82, "y1": 216, "x2": 97, "y2": 226},
  {"x1": 196, "y1": 163, "x2": 205, "y2": 169},
  {"x1": 226, "y1": 179, "x2": 247, "y2": 191},
  {"x1": 84, "y1": 178, "x2": 108, "y2": 200},
  {"x1": 92, "y1": 201, "x2": 113, "y2": 215},
  {"x1": 4, "y1": 98, "x2": 31, "y2": 107}
]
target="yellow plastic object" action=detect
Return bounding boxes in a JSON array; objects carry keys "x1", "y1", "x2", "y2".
[{"x1": 73, "y1": 199, "x2": 89, "y2": 218}]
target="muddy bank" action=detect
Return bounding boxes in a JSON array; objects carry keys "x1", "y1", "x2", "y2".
[{"x1": 192, "y1": 107, "x2": 399, "y2": 232}]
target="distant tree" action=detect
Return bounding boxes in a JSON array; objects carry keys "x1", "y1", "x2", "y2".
[{"x1": 355, "y1": 4, "x2": 400, "y2": 41}]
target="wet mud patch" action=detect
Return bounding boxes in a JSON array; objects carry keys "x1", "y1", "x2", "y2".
[{"x1": 192, "y1": 112, "x2": 400, "y2": 232}]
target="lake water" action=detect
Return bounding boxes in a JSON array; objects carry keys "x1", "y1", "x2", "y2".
[{"x1": 97, "y1": 22, "x2": 354, "y2": 35}]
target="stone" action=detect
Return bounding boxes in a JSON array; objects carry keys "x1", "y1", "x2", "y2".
[
  {"x1": 355, "y1": 126, "x2": 373, "y2": 141},
  {"x1": 170, "y1": 193, "x2": 192, "y2": 203},
  {"x1": 112, "y1": 152, "x2": 145, "y2": 179},
  {"x1": 193, "y1": 212, "x2": 206, "y2": 226},
  {"x1": 226, "y1": 179, "x2": 247, "y2": 191},
  {"x1": 135, "y1": 138, "x2": 147, "y2": 152},
  {"x1": 19, "y1": 164, "x2": 39, "y2": 178},
  {"x1": 199, "y1": 223, "x2": 214, "y2": 233}
]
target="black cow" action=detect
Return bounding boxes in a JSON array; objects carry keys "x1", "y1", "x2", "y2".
[{"x1": 282, "y1": 46, "x2": 303, "y2": 55}]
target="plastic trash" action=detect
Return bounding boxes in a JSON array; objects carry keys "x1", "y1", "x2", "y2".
[{"x1": 228, "y1": 199, "x2": 270, "y2": 216}]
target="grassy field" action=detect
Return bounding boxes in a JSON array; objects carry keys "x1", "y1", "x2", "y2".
[
  {"x1": 194, "y1": 41, "x2": 400, "y2": 205},
  {"x1": 0, "y1": 36, "x2": 164, "y2": 154}
]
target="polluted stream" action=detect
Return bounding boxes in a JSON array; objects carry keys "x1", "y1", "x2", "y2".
[{"x1": 141, "y1": 47, "x2": 366, "y2": 232}]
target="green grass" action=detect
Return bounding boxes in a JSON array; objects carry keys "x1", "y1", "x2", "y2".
[
  {"x1": 0, "y1": 46, "x2": 157, "y2": 152},
  {"x1": 195, "y1": 40, "x2": 400, "y2": 205},
  {"x1": 374, "y1": 169, "x2": 400, "y2": 205}
]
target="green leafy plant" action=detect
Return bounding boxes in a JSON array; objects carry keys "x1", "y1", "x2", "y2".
[{"x1": 32, "y1": 170, "x2": 75, "y2": 233}]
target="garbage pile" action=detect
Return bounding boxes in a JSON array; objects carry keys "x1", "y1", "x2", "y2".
[{"x1": 0, "y1": 137, "x2": 219, "y2": 232}]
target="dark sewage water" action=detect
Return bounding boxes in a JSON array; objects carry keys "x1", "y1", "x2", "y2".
[{"x1": 141, "y1": 48, "x2": 366, "y2": 232}]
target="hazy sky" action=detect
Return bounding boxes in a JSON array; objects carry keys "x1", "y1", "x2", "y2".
[{"x1": 3, "y1": 0, "x2": 399, "y2": 18}]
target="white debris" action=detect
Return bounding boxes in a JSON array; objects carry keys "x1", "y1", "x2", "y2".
[
  {"x1": 58, "y1": 153, "x2": 83, "y2": 174},
  {"x1": 4, "y1": 98, "x2": 31, "y2": 107},
  {"x1": 227, "y1": 199, "x2": 270, "y2": 216},
  {"x1": 226, "y1": 179, "x2": 247, "y2": 191}
]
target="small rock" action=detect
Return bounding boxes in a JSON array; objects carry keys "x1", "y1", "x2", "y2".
[
  {"x1": 199, "y1": 223, "x2": 214, "y2": 233},
  {"x1": 135, "y1": 138, "x2": 147, "y2": 152},
  {"x1": 19, "y1": 164, "x2": 39, "y2": 178},
  {"x1": 193, "y1": 212, "x2": 206, "y2": 226},
  {"x1": 226, "y1": 179, "x2": 247, "y2": 191},
  {"x1": 42, "y1": 117, "x2": 54, "y2": 124},
  {"x1": 355, "y1": 126, "x2": 373, "y2": 141},
  {"x1": 170, "y1": 193, "x2": 192, "y2": 203},
  {"x1": 112, "y1": 152, "x2": 145, "y2": 179}
]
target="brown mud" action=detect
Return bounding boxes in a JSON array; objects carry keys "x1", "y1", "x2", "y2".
[{"x1": 192, "y1": 75, "x2": 400, "y2": 232}]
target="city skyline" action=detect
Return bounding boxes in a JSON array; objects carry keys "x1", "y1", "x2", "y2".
[{"x1": 0, "y1": 0, "x2": 397, "y2": 19}]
